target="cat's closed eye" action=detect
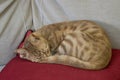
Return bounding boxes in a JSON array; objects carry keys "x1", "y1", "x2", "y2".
[{"x1": 35, "y1": 37, "x2": 40, "y2": 40}]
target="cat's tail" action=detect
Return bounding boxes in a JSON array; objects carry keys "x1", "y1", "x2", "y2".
[{"x1": 40, "y1": 55, "x2": 107, "y2": 70}]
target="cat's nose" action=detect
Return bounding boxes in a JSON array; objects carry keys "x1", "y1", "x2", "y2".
[
  {"x1": 15, "y1": 49, "x2": 21, "y2": 54},
  {"x1": 20, "y1": 53, "x2": 26, "y2": 58}
]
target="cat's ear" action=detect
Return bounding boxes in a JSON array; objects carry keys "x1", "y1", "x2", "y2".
[{"x1": 32, "y1": 32, "x2": 40, "y2": 37}]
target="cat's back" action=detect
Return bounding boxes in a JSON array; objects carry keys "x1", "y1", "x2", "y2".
[
  {"x1": 37, "y1": 20, "x2": 104, "y2": 33},
  {"x1": 36, "y1": 20, "x2": 111, "y2": 49}
]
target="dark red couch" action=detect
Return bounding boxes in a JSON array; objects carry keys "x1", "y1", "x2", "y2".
[{"x1": 0, "y1": 30, "x2": 120, "y2": 80}]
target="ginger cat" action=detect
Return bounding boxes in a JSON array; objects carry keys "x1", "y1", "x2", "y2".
[{"x1": 16, "y1": 20, "x2": 112, "y2": 70}]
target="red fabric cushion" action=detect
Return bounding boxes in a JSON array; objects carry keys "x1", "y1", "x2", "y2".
[
  {"x1": 0, "y1": 30, "x2": 120, "y2": 80},
  {"x1": 17, "y1": 30, "x2": 33, "y2": 48}
]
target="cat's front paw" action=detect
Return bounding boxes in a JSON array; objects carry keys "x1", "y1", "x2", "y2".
[
  {"x1": 38, "y1": 58, "x2": 48, "y2": 63},
  {"x1": 30, "y1": 59, "x2": 40, "y2": 63}
]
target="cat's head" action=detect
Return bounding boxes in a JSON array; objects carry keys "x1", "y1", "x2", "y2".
[
  {"x1": 16, "y1": 32, "x2": 51, "y2": 62},
  {"x1": 16, "y1": 48, "x2": 41, "y2": 62}
]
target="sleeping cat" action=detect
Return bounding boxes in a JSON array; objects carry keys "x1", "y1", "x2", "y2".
[{"x1": 16, "y1": 20, "x2": 112, "y2": 70}]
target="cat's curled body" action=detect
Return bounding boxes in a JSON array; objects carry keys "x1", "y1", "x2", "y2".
[{"x1": 17, "y1": 20, "x2": 112, "y2": 70}]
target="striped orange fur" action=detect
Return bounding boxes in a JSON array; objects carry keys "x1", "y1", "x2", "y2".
[{"x1": 16, "y1": 20, "x2": 112, "y2": 70}]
